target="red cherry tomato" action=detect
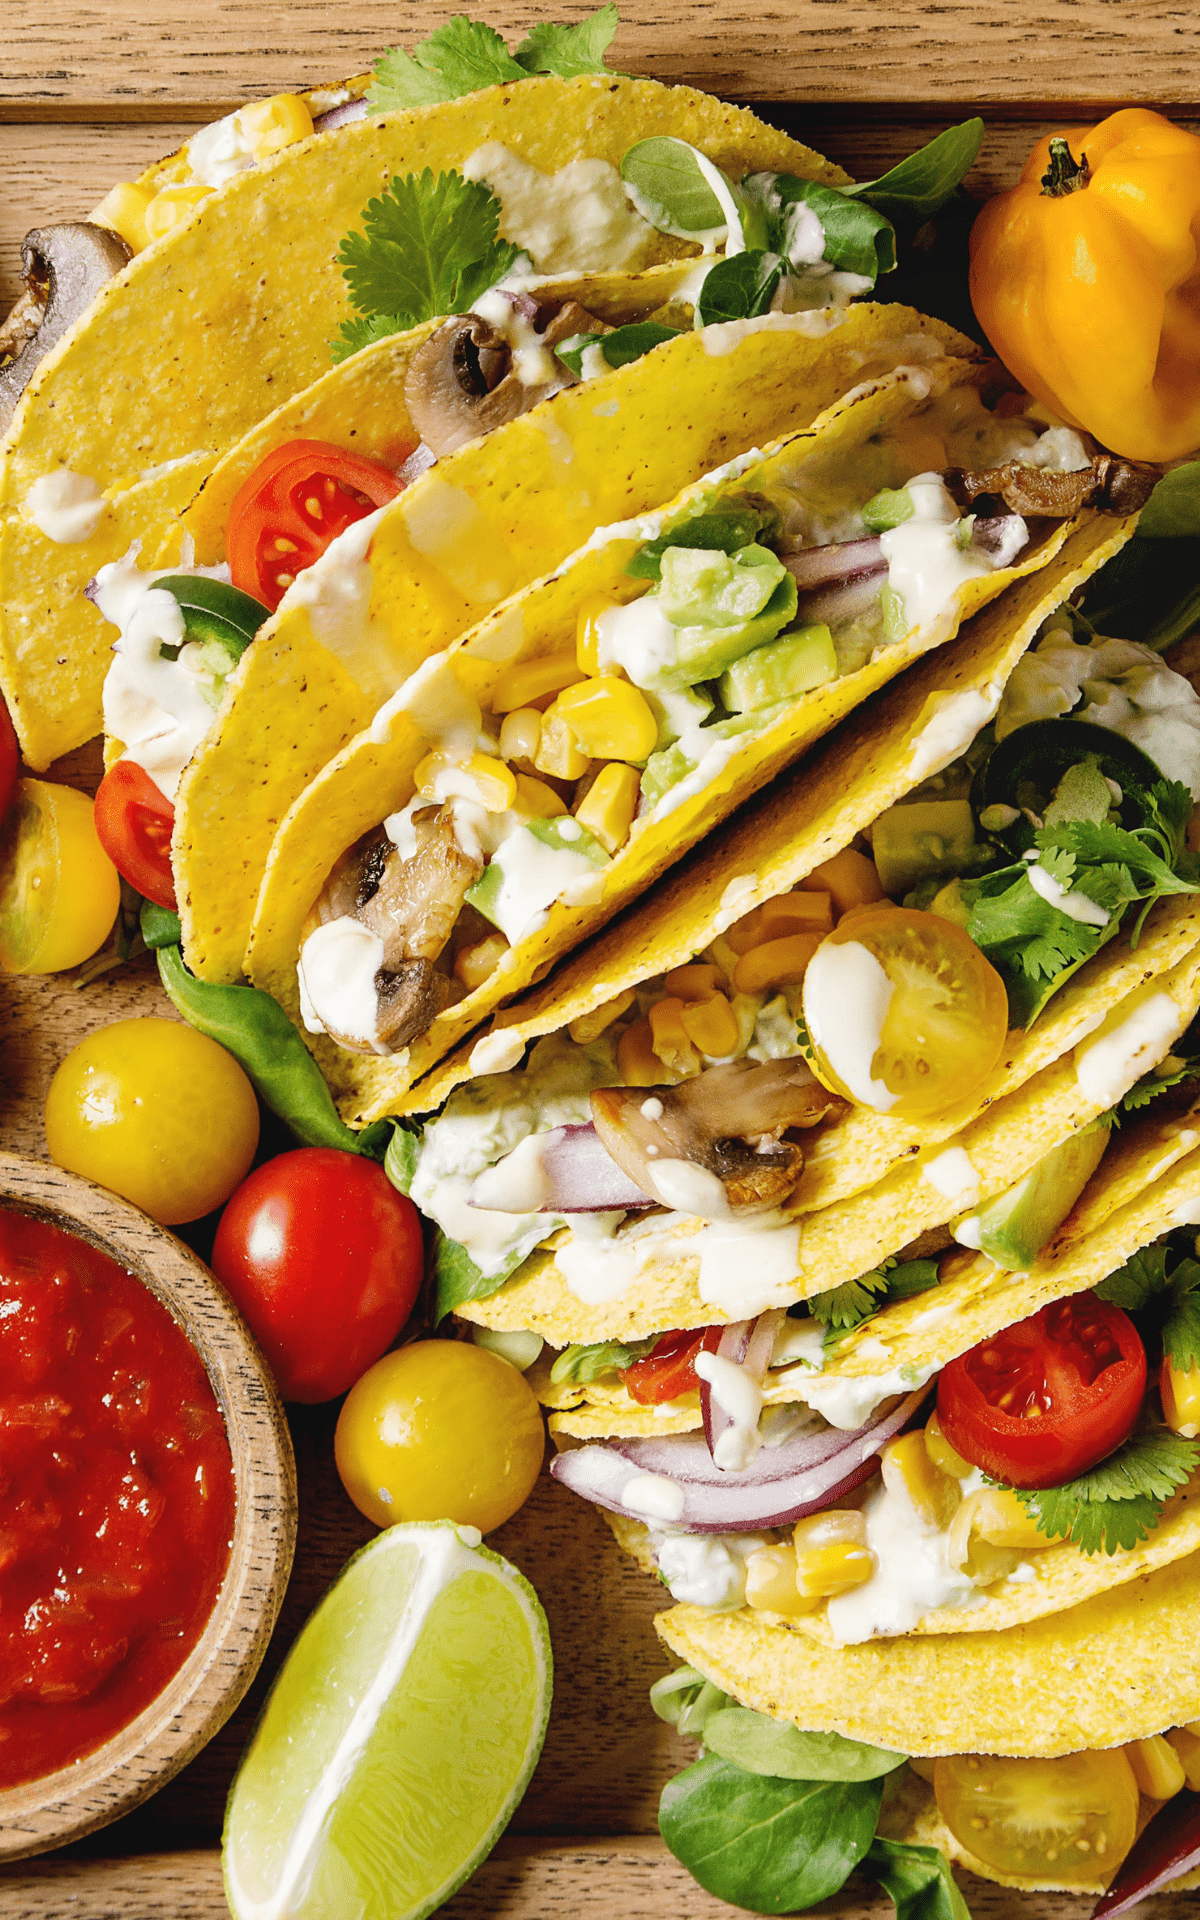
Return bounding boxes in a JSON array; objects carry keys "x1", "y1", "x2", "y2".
[
  {"x1": 0, "y1": 697, "x2": 18, "y2": 823},
  {"x1": 211, "y1": 1148, "x2": 423, "y2": 1403},
  {"x1": 937, "y1": 1291, "x2": 1146, "y2": 1489},
  {"x1": 226, "y1": 439, "x2": 407, "y2": 611},
  {"x1": 624, "y1": 1326, "x2": 723, "y2": 1406},
  {"x1": 93, "y1": 760, "x2": 177, "y2": 909}
]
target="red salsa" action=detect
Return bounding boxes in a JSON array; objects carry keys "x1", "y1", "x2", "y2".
[{"x1": 0, "y1": 1211, "x2": 235, "y2": 1788}]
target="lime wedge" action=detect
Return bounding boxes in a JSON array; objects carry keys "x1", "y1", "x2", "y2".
[{"x1": 223, "y1": 1521, "x2": 552, "y2": 1920}]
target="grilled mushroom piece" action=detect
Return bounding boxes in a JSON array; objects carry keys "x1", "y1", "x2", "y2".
[
  {"x1": 591, "y1": 1058, "x2": 844, "y2": 1214},
  {"x1": 945, "y1": 452, "x2": 1159, "y2": 519},
  {"x1": 403, "y1": 300, "x2": 603, "y2": 457},
  {"x1": 0, "y1": 224, "x2": 132, "y2": 432},
  {"x1": 303, "y1": 809, "x2": 484, "y2": 1053}
]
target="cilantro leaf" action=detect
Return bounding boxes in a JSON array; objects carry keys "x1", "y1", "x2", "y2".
[
  {"x1": 1006, "y1": 1428, "x2": 1200, "y2": 1555},
  {"x1": 1121, "y1": 1055, "x2": 1200, "y2": 1112},
  {"x1": 1166, "y1": 1290, "x2": 1200, "y2": 1371},
  {"x1": 336, "y1": 170, "x2": 520, "y2": 352},
  {"x1": 1096, "y1": 1245, "x2": 1172, "y2": 1312},
  {"x1": 515, "y1": 3, "x2": 620, "y2": 77},
  {"x1": 965, "y1": 870, "x2": 1099, "y2": 983},
  {"x1": 812, "y1": 1258, "x2": 939, "y2": 1346},
  {"x1": 330, "y1": 311, "x2": 409, "y2": 366},
  {"x1": 1096, "y1": 1245, "x2": 1200, "y2": 1368},
  {"x1": 369, "y1": 17, "x2": 525, "y2": 112}
]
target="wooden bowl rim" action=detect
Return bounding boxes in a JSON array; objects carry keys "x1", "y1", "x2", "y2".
[{"x1": 0, "y1": 1150, "x2": 298, "y2": 1862}]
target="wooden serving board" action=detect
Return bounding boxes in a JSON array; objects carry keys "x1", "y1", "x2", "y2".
[{"x1": 0, "y1": 7, "x2": 1195, "y2": 1913}]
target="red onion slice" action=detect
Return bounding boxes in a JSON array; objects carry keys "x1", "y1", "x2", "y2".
[
  {"x1": 467, "y1": 1122, "x2": 653, "y2": 1214},
  {"x1": 397, "y1": 442, "x2": 438, "y2": 486},
  {"x1": 700, "y1": 1310, "x2": 786, "y2": 1470},
  {"x1": 551, "y1": 1385, "x2": 930, "y2": 1532},
  {"x1": 783, "y1": 537, "x2": 885, "y2": 591},
  {"x1": 311, "y1": 98, "x2": 370, "y2": 132},
  {"x1": 1091, "y1": 1791, "x2": 1200, "y2": 1916},
  {"x1": 793, "y1": 569, "x2": 887, "y2": 630},
  {"x1": 971, "y1": 511, "x2": 1028, "y2": 566}
]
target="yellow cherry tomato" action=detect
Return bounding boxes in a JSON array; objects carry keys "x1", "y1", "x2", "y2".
[
  {"x1": 335, "y1": 1341, "x2": 545, "y2": 1533},
  {"x1": 45, "y1": 1017, "x2": 259, "y2": 1224},
  {"x1": 801, "y1": 906, "x2": 1008, "y2": 1119},
  {"x1": 0, "y1": 779, "x2": 120, "y2": 973},
  {"x1": 934, "y1": 1750, "x2": 1139, "y2": 1885}
]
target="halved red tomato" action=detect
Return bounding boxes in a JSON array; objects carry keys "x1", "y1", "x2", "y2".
[
  {"x1": 93, "y1": 761, "x2": 176, "y2": 909},
  {"x1": 937, "y1": 1290, "x2": 1146, "y2": 1488},
  {"x1": 226, "y1": 439, "x2": 407, "y2": 610},
  {"x1": 625, "y1": 1326, "x2": 723, "y2": 1405}
]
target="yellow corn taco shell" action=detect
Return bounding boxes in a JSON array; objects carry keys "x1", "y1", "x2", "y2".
[
  {"x1": 655, "y1": 1548, "x2": 1200, "y2": 1758},
  {"x1": 0, "y1": 73, "x2": 845, "y2": 769},
  {"x1": 184, "y1": 305, "x2": 974, "y2": 985},
  {"x1": 243, "y1": 353, "x2": 1109, "y2": 1111}
]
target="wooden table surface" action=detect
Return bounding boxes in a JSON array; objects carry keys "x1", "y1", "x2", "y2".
[{"x1": 2, "y1": 6, "x2": 1197, "y2": 1915}]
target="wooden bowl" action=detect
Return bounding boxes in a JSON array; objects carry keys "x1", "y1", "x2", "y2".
[{"x1": 0, "y1": 1149, "x2": 297, "y2": 1862}]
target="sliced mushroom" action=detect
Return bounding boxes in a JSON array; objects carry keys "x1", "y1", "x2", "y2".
[
  {"x1": 303, "y1": 808, "x2": 484, "y2": 1053},
  {"x1": 945, "y1": 453, "x2": 1158, "y2": 519},
  {"x1": 0, "y1": 224, "x2": 132, "y2": 434},
  {"x1": 403, "y1": 299, "x2": 603, "y2": 457},
  {"x1": 591, "y1": 1058, "x2": 844, "y2": 1214}
]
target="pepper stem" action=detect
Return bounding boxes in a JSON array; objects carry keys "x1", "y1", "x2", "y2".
[{"x1": 1041, "y1": 137, "x2": 1090, "y2": 197}]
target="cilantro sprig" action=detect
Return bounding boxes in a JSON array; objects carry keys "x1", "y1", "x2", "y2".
[
  {"x1": 962, "y1": 777, "x2": 1200, "y2": 1027},
  {"x1": 810, "y1": 1257, "x2": 940, "y2": 1348},
  {"x1": 368, "y1": 7, "x2": 620, "y2": 113},
  {"x1": 332, "y1": 169, "x2": 520, "y2": 363},
  {"x1": 999, "y1": 1428, "x2": 1200, "y2": 1556},
  {"x1": 1096, "y1": 1242, "x2": 1200, "y2": 1371}
]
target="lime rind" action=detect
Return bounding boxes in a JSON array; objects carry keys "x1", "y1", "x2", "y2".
[{"x1": 223, "y1": 1521, "x2": 553, "y2": 1920}]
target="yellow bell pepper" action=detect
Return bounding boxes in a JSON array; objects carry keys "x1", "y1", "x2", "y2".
[{"x1": 969, "y1": 108, "x2": 1200, "y2": 462}]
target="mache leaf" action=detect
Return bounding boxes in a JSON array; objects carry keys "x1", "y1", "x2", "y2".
[
  {"x1": 772, "y1": 176, "x2": 896, "y2": 279},
  {"x1": 1134, "y1": 461, "x2": 1200, "y2": 541},
  {"x1": 696, "y1": 248, "x2": 784, "y2": 327},
  {"x1": 620, "y1": 135, "x2": 732, "y2": 233},
  {"x1": 515, "y1": 3, "x2": 621, "y2": 76},
  {"x1": 369, "y1": 16, "x2": 526, "y2": 112},
  {"x1": 1007, "y1": 1428, "x2": 1200, "y2": 1555},
  {"x1": 336, "y1": 170, "x2": 520, "y2": 348},
  {"x1": 555, "y1": 318, "x2": 682, "y2": 377},
  {"x1": 864, "y1": 1838, "x2": 973, "y2": 1920},
  {"x1": 845, "y1": 119, "x2": 984, "y2": 224},
  {"x1": 383, "y1": 1124, "x2": 419, "y2": 1197}
]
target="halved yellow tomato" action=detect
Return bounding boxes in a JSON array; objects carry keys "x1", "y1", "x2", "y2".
[
  {"x1": 801, "y1": 906, "x2": 1008, "y2": 1118},
  {"x1": 934, "y1": 1749, "x2": 1139, "y2": 1885},
  {"x1": 0, "y1": 779, "x2": 120, "y2": 973}
]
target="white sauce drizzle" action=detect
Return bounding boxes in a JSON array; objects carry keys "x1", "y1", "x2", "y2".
[
  {"x1": 803, "y1": 938, "x2": 897, "y2": 1112},
  {"x1": 24, "y1": 470, "x2": 105, "y2": 542},
  {"x1": 1074, "y1": 988, "x2": 1186, "y2": 1107},
  {"x1": 297, "y1": 917, "x2": 386, "y2": 1053}
]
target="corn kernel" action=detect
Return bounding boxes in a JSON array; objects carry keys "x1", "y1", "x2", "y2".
[
  {"x1": 1162, "y1": 1355, "x2": 1200, "y2": 1438},
  {"x1": 616, "y1": 1017, "x2": 664, "y2": 1087},
  {"x1": 513, "y1": 772, "x2": 566, "y2": 820},
  {"x1": 143, "y1": 183, "x2": 212, "y2": 242},
  {"x1": 568, "y1": 986, "x2": 637, "y2": 1044},
  {"x1": 413, "y1": 750, "x2": 516, "y2": 813},
  {"x1": 792, "y1": 1510, "x2": 867, "y2": 1552},
  {"x1": 838, "y1": 899, "x2": 898, "y2": 927},
  {"x1": 924, "y1": 1411, "x2": 973, "y2": 1481},
  {"x1": 733, "y1": 932, "x2": 823, "y2": 997},
  {"x1": 745, "y1": 1545, "x2": 820, "y2": 1615},
  {"x1": 649, "y1": 997, "x2": 702, "y2": 1079},
  {"x1": 535, "y1": 708, "x2": 590, "y2": 781},
  {"x1": 725, "y1": 897, "x2": 830, "y2": 956},
  {"x1": 493, "y1": 652, "x2": 584, "y2": 714},
  {"x1": 908, "y1": 1755, "x2": 938, "y2": 1783},
  {"x1": 239, "y1": 93, "x2": 313, "y2": 161},
  {"x1": 1186, "y1": 1721, "x2": 1200, "y2": 1739},
  {"x1": 794, "y1": 1540, "x2": 876, "y2": 1600},
  {"x1": 499, "y1": 707, "x2": 542, "y2": 767},
  {"x1": 680, "y1": 992, "x2": 741, "y2": 1058},
  {"x1": 576, "y1": 593, "x2": 618, "y2": 676},
  {"x1": 574, "y1": 762, "x2": 640, "y2": 855},
  {"x1": 1124, "y1": 1735, "x2": 1186, "y2": 1800},
  {"x1": 881, "y1": 1431, "x2": 960, "y2": 1529},
  {"x1": 454, "y1": 932, "x2": 509, "y2": 992},
  {"x1": 665, "y1": 964, "x2": 721, "y2": 1003},
  {"x1": 89, "y1": 180, "x2": 154, "y2": 253},
  {"x1": 555, "y1": 677, "x2": 658, "y2": 763},
  {"x1": 801, "y1": 849, "x2": 885, "y2": 918},
  {"x1": 947, "y1": 1488, "x2": 1051, "y2": 1570},
  {"x1": 1167, "y1": 1728, "x2": 1200, "y2": 1791}
]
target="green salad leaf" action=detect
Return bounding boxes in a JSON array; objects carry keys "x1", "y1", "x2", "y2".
[
  {"x1": 554, "y1": 319, "x2": 682, "y2": 378},
  {"x1": 549, "y1": 1336, "x2": 655, "y2": 1386},
  {"x1": 383, "y1": 1125, "x2": 419, "y2": 1196},
  {"x1": 369, "y1": 17, "x2": 526, "y2": 111},
  {"x1": 702, "y1": 1708, "x2": 906, "y2": 1783},
  {"x1": 432, "y1": 1232, "x2": 526, "y2": 1321},
  {"x1": 1003, "y1": 1427, "x2": 1200, "y2": 1555},
  {"x1": 333, "y1": 170, "x2": 520, "y2": 362},
  {"x1": 514, "y1": 3, "x2": 621, "y2": 77},
  {"x1": 659, "y1": 1755, "x2": 884, "y2": 1912},
  {"x1": 845, "y1": 118, "x2": 985, "y2": 224},
  {"x1": 864, "y1": 1839, "x2": 972, "y2": 1920},
  {"x1": 649, "y1": 1665, "x2": 732, "y2": 1736}
]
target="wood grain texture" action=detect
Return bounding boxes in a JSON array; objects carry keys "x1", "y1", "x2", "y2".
[
  {"x1": 0, "y1": 1154, "x2": 297, "y2": 1863},
  {"x1": 5, "y1": 0, "x2": 1200, "y2": 111}
]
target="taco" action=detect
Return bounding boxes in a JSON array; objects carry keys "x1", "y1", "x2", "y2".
[
  {"x1": 0, "y1": 51, "x2": 878, "y2": 771},
  {"x1": 239, "y1": 361, "x2": 1144, "y2": 1114},
  {"x1": 649, "y1": 1553, "x2": 1200, "y2": 1906}
]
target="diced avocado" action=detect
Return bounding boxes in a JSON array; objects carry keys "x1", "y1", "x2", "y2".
[
  {"x1": 1043, "y1": 757, "x2": 1114, "y2": 830},
  {"x1": 929, "y1": 876, "x2": 972, "y2": 929},
  {"x1": 965, "y1": 1123, "x2": 1111, "y2": 1272},
  {"x1": 644, "y1": 683, "x2": 714, "y2": 752},
  {"x1": 872, "y1": 799, "x2": 979, "y2": 897},
  {"x1": 466, "y1": 816, "x2": 609, "y2": 930},
  {"x1": 860, "y1": 486, "x2": 913, "y2": 534},
  {"x1": 879, "y1": 583, "x2": 907, "y2": 642},
  {"x1": 641, "y1": 742, "x2": 696, "y2": 811},
  {"x1": 626, "y1": 496, "x2": 781, "y2": 581},
  {"x1": 719, "y1": 623, "x2": 836, "y2": 714},
  {"x1": 653, "y1": 544, "x2": 798, "y2": 689}
]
